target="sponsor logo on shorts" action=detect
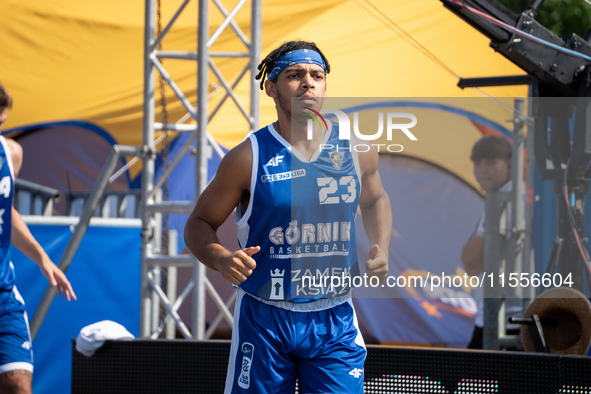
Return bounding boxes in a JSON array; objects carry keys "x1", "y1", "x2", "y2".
[
  {"x1": 22, "y1": 341, "x2": 32, "y2": 350},
  {"x1": 261, "y1": 169, "x2": 306, "y2": 183},
  {"x1": 238, "y1": 342, "x2": 255, "y2": 389},
  {"x1": 349, "y1": 368, "x2": 363, "y2": 379}
]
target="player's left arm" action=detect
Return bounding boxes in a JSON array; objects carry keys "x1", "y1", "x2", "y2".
[
  {"x1": 6, "y1": 138, "x2": 76, "y2": 301},
  {"x1": 357, "y1": 144, "x2": 392, "y2": 283}
]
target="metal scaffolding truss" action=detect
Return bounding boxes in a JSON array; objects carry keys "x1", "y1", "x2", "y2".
[
  {"x1": 482, "y1": 97, "x2": 535, "y2": 351},
  {"x1": 140, "y1": 0, "x2": 261, "y2": 339}
]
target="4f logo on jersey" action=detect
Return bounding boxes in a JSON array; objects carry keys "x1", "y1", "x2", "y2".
[
  {"x1": 349, "y1": 368, "x2": 363, "y2": 379},
  {"x1": 265, "y1": 155, "x2": 284, "y2": 167},
  {"x1": 237, "y1": 342, "x2": 255, "y2": 389}
]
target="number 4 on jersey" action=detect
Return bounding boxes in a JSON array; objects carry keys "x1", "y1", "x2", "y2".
[{"x1": 0, "y1": 176, "x2": 10, "y2": 198}]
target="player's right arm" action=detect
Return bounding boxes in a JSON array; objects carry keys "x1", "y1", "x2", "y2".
[
  {"x1": 6, "y1": 138, "x2": 77, "y2": 301},
  {"x1": 184, "y1": 139, "x2": 259, "y2": 286}
]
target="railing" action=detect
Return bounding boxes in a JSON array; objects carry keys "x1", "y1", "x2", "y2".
[
  {"x1": 66, "y1": 189, "x2": 142, "y2": 218},
  {"x1": 14, "y1": 179, "x2": 60, "y2": 216},
  {"x1": 14, "y1": 179, "x2": 142, "y2": 219}
]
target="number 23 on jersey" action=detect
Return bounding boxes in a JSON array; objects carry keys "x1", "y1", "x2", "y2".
[{"x1": 317, "y1": 176, "x2": 356, "y2": 205}]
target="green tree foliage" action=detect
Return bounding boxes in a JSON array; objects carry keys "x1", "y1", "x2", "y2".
[{"x1": 497, "y1": 0, "x2": 591, "y2": 38}]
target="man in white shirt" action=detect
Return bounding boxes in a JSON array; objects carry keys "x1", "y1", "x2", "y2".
[{"x1": 461, "y1": 135, "x2": 521, "y2": 349}]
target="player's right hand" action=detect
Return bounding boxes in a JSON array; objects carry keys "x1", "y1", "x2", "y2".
[
  {"x1": 40, "y1": 259, "x2": 77, "y2": 301},
  {"x1": 217, "y1": 246, "x2": 260, "y2": 286}
]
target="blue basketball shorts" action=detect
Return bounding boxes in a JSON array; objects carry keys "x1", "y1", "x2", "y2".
[
  {"x1": 0, "y1": 310, "x2": 34, "y2": 374},
  {"x1": 224, "y1": 289, "x2": 366, "y2": 394}
]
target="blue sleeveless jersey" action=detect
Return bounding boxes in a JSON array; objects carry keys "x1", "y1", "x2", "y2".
[
  {"x1": 0, "y1": 137, "x2": 24, "y2": 314},
  {"x1": 235, "y1": 123, "x2": 361, "y2": 303}
]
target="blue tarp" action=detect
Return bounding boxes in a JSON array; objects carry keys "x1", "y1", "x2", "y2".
[{"x1": 12, "y1": 223, "x2": 140, "y2": 394}]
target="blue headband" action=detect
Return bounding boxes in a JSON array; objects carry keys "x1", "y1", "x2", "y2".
[{"x1": 267, "y1": 49, "x2": 326, "y2": 82}]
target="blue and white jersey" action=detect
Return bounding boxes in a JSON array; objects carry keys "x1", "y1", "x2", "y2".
[
  {"x1": 235, "y1": 122, "x2": 361, "y2": 305},
  {"x1": 0, "y1": 137, "x2": 24, "y2": 315}
]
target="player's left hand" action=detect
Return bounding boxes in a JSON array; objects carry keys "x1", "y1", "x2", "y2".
[
  {"x1": 365, "y1": 244, "x2": 388, "y2": 283},
  {"x1": 39, "y1": 260, "x2": 77, "y2": 301}
]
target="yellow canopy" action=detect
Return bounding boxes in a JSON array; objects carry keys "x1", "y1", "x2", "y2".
[{"x1": 0, "y1": 0, "x2": 527, "y2": 187}]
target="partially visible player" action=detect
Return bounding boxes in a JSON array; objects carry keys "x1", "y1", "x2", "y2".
[
  {"x1": 185, "y1": 40, "x2": 392, "y2": 393},
  {"x1": 0, "y1": 83, "x2": 76, "y2": 394}
]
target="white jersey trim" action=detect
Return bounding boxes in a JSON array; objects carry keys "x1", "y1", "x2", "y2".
[
  {"x1": 268, "y1": 123, "x2": 292, "y2": 151},
  {"x1": 235, "y1": 134, "x2": 258, "y2": 248},
  {"x1": 240, "y1": 287, "x2": 350, "y2": 312},
  {"x1": 352, "y1": 146, "x2": 362, "y2": 186},
  {"x1": 267, "y1": 123, "x2": 332, "y2": 164},
  {"x1": 347, "y1": 299, "x2": 366, "y2": 349},
  {"x1": 348, "y1": 134, "x2": 363, "y2": 198},
  {"x1": 224, "y1": 289, "x2": 244, "y2": 394},
  {"x1": 24, "y1": 311, "x2": 32, "y2": 348},
  {"x1": 0, "y1": 136, "x2": 15, "y2": 180},
  {"x1": 0, "y1": 362, "x2": 33, "y2": 374},
  {"x1": 12, "y1": 284, "x2": 25, "y2": 305}
]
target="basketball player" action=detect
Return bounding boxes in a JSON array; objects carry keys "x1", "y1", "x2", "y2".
[
  {"x1": 185, "y1": 41, "x2": 392, "y2": 393},
  {"x1": 0, "y1": 83, "x2": 76, "y2": 394}
]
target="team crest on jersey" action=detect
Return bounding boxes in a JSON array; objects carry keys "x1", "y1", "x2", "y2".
[
  {"x1": 329, "y1": 152, "x2": 343, "y2": 170},
  {"x1": 269, "y1": 268, "x2": 285, "y2": 300}
]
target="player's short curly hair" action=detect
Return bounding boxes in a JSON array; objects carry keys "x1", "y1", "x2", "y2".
[
  {"x1": 255, "y1": 40, "x2": 331, "y2": 90},
  {"x1": 471, "y1": 135, "x2": 512, "y2": 162},
  {"x1": 0, "y1": 83, "x2": 12, "y2": 110}
]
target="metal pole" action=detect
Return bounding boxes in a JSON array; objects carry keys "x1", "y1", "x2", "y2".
[
  {"x1": 511, "y1": 99, "x2": 525, "y2": 245},
  {"x1": 140, "y1": 0, "x2": 156, "y2": 338},
  {"x1": 496, "y1": 99, "x2": 526, "y2": 349},
  {"x1": 523, "y1": 88, "x2": 536, "y2": 310},
  {"x1": 194, "y1": 0, "x2": 209, "y2": 340},
  {"x1": 509, "y1": 99, "x2": 525, "y2": 290},
  {"x1": 482, "y1": 189, "x2": 503, "y2": 350},
  {"x1": 152, "y1": 189, "x2": 163, "y2": 334},
  {"x1": 166, "y1": 230, "x2": 178, "y2": 339},
  {"x1": 30, "y1": 145, "x2": 140, "y2": 340},
  {"x1": 250, "y1": 0, "x2": 261, "y2": 134}
]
